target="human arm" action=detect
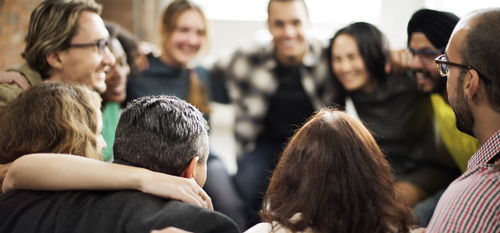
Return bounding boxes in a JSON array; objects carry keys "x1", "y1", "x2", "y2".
[
  {"x1": 0, "y1": 71, "x2": 30, "y2": 90},
  {"x1": 0, "y1": 71, "x2": 29, "y2": 108},
  {"x1": 0, "y1": 162, "x2": 12, "y2": 191},
  {"x1": 389, "y1": 49, "x2": 414, "y2": 75},
  {"x1": 2, "y1": 153, "x2": 212, "y2": 210}
]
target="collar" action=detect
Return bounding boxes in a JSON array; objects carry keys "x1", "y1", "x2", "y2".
[
  {"x1": 467, "y1": 130, "x2": 500, "y2": 169},
  {"x1": 262, "y1": 38, "x2": 324, "y2": 70}
]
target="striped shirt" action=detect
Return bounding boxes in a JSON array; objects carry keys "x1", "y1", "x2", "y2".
[{"x1": 426, "y1": 130, "x2": 499, "y2": 232}]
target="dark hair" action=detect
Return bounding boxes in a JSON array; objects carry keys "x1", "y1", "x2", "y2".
[
  {"x1": 407, "y1": 9, "x2": 459, "y2": 49},
  {"x1": 267, "y1": 0, "x2": 309, "y2": 19},
  {"x1": 0, "y1": 82, "x2": 102, "y2": 163},
  {"x1": 23, "y1": 0, "x2": 102, "y2": 79},
  {"x1": 114, "y1": 95, "x2": 209, "y2": 176},
  {"x1": 461, "y1": 8, "x2": 500, "y2": 112},
  {"x1": 328, "y1": 22, "x2": 390, "y2": 85},
  {"x1": 105, "y1": 21, "x2": 141, "y2": 77},
  {"x1": 261, "y1": 108, "x2": 411, "y2": 233}
]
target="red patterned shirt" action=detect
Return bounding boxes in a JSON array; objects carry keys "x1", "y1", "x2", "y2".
[{"x1": 426, "y1": 130, "x2": 499, "y2": 232}]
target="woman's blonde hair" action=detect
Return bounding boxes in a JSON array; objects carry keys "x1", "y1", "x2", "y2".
[{"x1": 0, "y1": 82, "x2": 102, "y2": 163}]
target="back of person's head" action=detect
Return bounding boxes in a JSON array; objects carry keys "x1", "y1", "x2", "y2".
[
  {"x1": 407, "y1": 9, "x2": 459, "y2": 50},
  {"x1": 261, "y1": 108, "x2": 411, "y2": 233},
  {"x1": 23, "y1": 0, "x2": 102, "y2": 79},
  {"x1": 461, "y1": 8, "x2": 500, "y2": 112},
  {"x1": 114, "y1": 95, "x2": 209, "y2": 177},
  {"x1": 329, "y1": 22, "x2": 390, "y2": 84},
  {"x1": 160, "y1": 0, "x2": 209, "y2": 51},
  {"x1": 0, "y1": 82, "x2": 102, "y2": 163}
]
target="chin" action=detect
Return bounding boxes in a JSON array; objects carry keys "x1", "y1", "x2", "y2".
[
  {"x1": 420, "y1": 86, "x2": 433, "y2": 93},
  {"x1": 91, "y1": 82, "x2": 106, "y2": 93}
]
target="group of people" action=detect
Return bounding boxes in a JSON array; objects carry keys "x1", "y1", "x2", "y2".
[{"x1": 0, "y1": 0, "x2": 498, "y2": 233}]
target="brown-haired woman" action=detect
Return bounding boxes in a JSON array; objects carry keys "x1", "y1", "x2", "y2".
[
  {"x1": 0, "y1": 82, "x2": 211, "y2": 209},
  {"x1": 246, "y1": 108, "x2": 412, "y2": 233},
  {"x1": 0, "y1": 82, "x2": 105, "y2": 163}
]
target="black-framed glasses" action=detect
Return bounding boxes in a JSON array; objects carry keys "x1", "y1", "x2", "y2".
[
  {"x1": 434, "y1": 54, "x2": 491, "y2": 84},
  {"x1": 409, "y1": 47, "x2": 443, "y2": 63},
  {"x1": 68, "y1": 39, "x2": 109, "y2": 54}
]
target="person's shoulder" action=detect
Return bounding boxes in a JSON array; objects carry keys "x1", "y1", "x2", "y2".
[
  {"x1": 0, "y1": 82, "x2": 24, "y2": 107},
  {"x1": 106, "y1": 191, "x2": 241, "y2": 233},
  {"x1": 244, "y1": 222, "x2": 272, "y2": 233},
  {"x1": 161, "y1": 199, "x2": 241, "y2": 233},
  {"x1": 231, "y1": 41, "x2": 274, "y2": 62}
]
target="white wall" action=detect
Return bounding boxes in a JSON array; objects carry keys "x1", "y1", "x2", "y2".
[{"x1": 203, "y1": 0, "x2": 499, "y2": 173}]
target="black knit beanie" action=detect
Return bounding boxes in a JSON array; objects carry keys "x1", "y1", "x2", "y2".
[{"x1": 407, "y1": 9, "x2": 460, "y2": 50}]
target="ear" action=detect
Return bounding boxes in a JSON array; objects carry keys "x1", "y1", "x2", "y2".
[
  {"x1": 464, "y1": 69, "x2": 480, "y2": 101},
  {"x1": 181, "y1": 156, "x2": 199, "y2": 179},
  {"x1": 46, "y1": 51, "x2": 64, "y2": 70}
]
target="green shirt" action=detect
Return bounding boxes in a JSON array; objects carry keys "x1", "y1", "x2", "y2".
[{"x1": 101, "y1": 102, "x2": 121, "y2": 162}]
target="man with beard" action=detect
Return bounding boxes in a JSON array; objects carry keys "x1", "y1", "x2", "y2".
[
  {"x1": 401, "y1": 9, "x2": 480, "y2": 226},
  {"x1": 406, "y1": 9, "x2": 479, "y2": 173},
  {"x1": 426, "y1": 8, "x2": 500, "y2": 233}
]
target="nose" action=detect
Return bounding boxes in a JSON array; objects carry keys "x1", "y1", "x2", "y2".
[
  {"x1": 336, "y1": 59, "x2": 352, "y2": 74},
  {"x1": 187, "y1": 31, "x2": 202, "y2": 46},
  {"x1": 283, "y1": 24, "x2": 297, "y2": 38},
  {"x1": 102, "y1": 46, "x2": 116, "y2": 66},
  {"x1": 106, "y1": 66, "x2": 119, "y2": 83}
]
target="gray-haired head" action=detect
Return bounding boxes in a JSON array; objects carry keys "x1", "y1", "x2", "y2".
[{"x1": 114, "y1": 95, "x2": 209, "y2": 176}]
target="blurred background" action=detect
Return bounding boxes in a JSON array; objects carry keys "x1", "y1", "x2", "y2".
[{"x1": 0, "y1": 0, "x2": 497, "y2": 172}]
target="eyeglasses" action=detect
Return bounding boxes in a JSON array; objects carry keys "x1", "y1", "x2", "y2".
[
  {"x1": 434, "y1": 54, "x2": 491, "y2": 84},
  {"x1": 68, "y1": 39, "x2": 109, "y2": 54},
  {"x1": 408, "y1": 47, "x2": 443, "y2": 64}
]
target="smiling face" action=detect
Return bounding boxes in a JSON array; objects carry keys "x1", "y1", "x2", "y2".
[
  {"x1": 267, "y1": 0, "x2": 309, "y2": 65},
  {"x1": 331, "y1": 34, "x2": 375, "y2": 93},
  {"x1": 103, "y1": 38, "x2": 130, "y2": 103},
  {"x1": 161, "y1": 9, "x2": 206, "y2": 68},
  {"x1": 53, "y1": 11, "x2": 115, "y2": 93},
  {"x1": 408, "y1": 32, "x2": 444, "y2": 93}
]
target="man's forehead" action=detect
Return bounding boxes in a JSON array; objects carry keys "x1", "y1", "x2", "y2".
[
  {"x1": 409, "y1": 32, "x2": 438, "y2": 50},
  {"x1": 268, "y1": 1, "x2": 308, "y2": 21},
  {"x1": 72, "y1": 11, "x2": 109, "y2": 41},
  {"x1": 446, "y1": 28, "x2": 466, "y2": 59}
]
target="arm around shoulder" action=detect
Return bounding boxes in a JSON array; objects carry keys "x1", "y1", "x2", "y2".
[{"x1": 2, "y1": 153, "x2": 212, "y2": 209}]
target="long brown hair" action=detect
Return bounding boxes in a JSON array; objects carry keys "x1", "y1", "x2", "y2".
[
  {"x1": 0, "y1": 82, "x2": 102, "y2": 163},
  {"x1": 261, "y1": 108, "x2": 411, "y2": 233}
]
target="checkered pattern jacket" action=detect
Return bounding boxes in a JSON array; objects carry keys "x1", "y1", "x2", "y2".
[{"x1": 210, "y1": 39, "x2": 338, "y2": 157}]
